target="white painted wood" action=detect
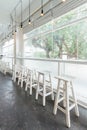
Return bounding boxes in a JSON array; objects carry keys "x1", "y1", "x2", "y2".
[
  {"x1": 35, "y1": 71, "x2": 54, "y2": 106},
  {"x1": 25, "y1": 69, "x2": 38, "y2": 95},
  {"x1": 70, "y1": 82, "x2": 79, "y2": 117},
  {"x1": 53, "y1": 76, "x2": 79, "y2": 128},
  {"x1": 16, "y1": 28, "x2": 24, "y2": 65}
]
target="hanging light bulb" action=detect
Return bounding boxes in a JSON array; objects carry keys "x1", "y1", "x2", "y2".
[
  {"x1": 62, "y1": 0, "x2": 66, "y2": 2},
  {"x1": 41, "y1": 0, "x2": 44, "y2": 16},
  {"x1": 28, "y1": 0, "x2": 31, "y2": 25},
  {"x1": 21, "y1": 22, "x2": 23, "y2": 29},
  {"x1": 20, "y1": 0, "x2": 23, "y2": 29},
  {"x1": 41, "y1": 9, "x2": 44, "y2": 16},
  {"x1": 29, "y1": 19, "x2": 31, "y2": 25}
]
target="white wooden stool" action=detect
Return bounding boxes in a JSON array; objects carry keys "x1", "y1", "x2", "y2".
[
  {"x1": 53, "y1": 76, "x2": 79, "y2": 128},
  {"x1": 25, "y1": 69, "x2": 38, "y2": 95},
  {"x1": 13, "y1": 64, "x2": 22, "y2": 82},
  {"x1": 20, "y1": 67, "x2": 28, "y2": 88},
  {"x1": 36, "y1": 71, "x2": 54, "y2": 106},
  {"x1": 18, "y1": 66, "x2": 25, "y2": 86}
]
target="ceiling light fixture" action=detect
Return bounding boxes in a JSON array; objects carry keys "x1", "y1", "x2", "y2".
[
  {"x1": 20, "y1": 0, "x2": 23, "y2": 29},
  {"x1": 41, "y1": 0, "x2": 44, "y2": 16},
  {"x1": 28, "y1": 0, "x2": 31, "y2": 25},
  {"x1": 62, "y1": 0, "x2": 66, "y2": 2}
]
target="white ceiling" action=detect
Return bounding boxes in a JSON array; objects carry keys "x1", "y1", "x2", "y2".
[
  {"x1": 0, "y1": 0, "x2": 34, "y2": 36},
  {"x1": 0, "y1": 0, "x2": 48, "y2": 24},
  {"x1": 0, "y1": 0, "x2": 19, "y2": 24},
  {"x1": 0, "y1": 0, "x2": 87, "y2": 41},
  {"x1": 0, "y1": 0, "x2": 20, "y2": 36},
  {"x1": 0, "y1": 0, "x2": 48, "y2": 37}
]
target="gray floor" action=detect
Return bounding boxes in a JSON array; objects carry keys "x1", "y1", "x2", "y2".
[{"x1": 0, "y1": 73, "x2": 87, "y2": 130}]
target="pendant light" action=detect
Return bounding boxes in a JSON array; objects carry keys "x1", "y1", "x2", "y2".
[
  {"x1": 28, "y1": 0, "x2": 31, "y2": 24},
  {"x1": 62, "y1": 0, "x2": 66, "y2": 2},
  {"x1": 41, "y1": 0, "x2": 44, "y2": 16},
  {"x1": 20, "y1": 0, "x2": 23, "y2": 29}
]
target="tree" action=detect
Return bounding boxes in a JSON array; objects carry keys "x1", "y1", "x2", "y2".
[
  {"x1": 32, "y1": 33, "x2": 53, "y2": 58},
  {"x1": 53, "y1": 24, "x2": 81, "y2": 59}
]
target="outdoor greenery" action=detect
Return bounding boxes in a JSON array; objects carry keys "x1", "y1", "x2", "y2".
[{"x1": 24, "y1": 3, "x2": 87, "y2": 59}]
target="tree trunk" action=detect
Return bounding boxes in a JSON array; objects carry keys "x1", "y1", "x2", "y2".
[{"x1": 46, "y1": 51, "x2": 50, "y2": 58}]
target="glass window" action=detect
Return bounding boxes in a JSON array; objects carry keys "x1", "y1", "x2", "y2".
[
  {"x1": 24, "y1": 3, "x2": 87, "y2": 106},
  {"x1": 24, "y1": 3, "x2": 87, "y2": 60},
  {"x1": 2, "y1": 39, "x2": 14, "y2": 57}
]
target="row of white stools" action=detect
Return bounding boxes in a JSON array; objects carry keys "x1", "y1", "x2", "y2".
[
  {"x1": 13, "y1": 65, "x2": 54, "y2": 106},
  {"x1": 13, "y1": 64, "x2": 79, "y2": 128}
]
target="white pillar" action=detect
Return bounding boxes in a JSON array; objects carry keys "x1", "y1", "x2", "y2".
[{"x1": 16, "y1": 28, "x2": 24, "y2": 65}]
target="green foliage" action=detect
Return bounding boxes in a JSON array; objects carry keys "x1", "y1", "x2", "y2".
[
  {"x1": 32, "y1": 33, "x2": 53, "y2": 58},
  {"x1": 33, "y1": 51, "x2": 46, "y2": 58},
  {"x1": 25, "y1": 4, "x2": 87, "y2": 59}
]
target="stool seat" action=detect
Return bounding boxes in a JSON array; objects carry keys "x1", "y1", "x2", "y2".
[{"x1": 53, "y1": 75, "x2": 79, "y2": 128}]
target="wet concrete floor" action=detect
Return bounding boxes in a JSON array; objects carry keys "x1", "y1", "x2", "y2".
[{"x1": 0, "y1": 73, "x2": 87, "y2": 130}]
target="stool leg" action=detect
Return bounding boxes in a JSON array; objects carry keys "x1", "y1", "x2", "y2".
[
  {"x1": 25, "y1": 83, "x2": 28, "y2": 91},
  {"x1": 50, "y1": 82, "x2": 54, "y2": 101},
  {"x1": 51, "y1": 86, "x2": 54, "y2": 101},
  {"x1": 14, "y1": 69, "x2": 16, "y2": 82},
  {"x1": 53, "y1": 79, "x2": 60, "y2": 115},
  {"x1": 66, "y1": 82, "x2": 70, "y2": 128},
  {"x1": 49, "y1": 74, "x2": 54, "y2": 100},
  {"x1": 30, "y1": 75, "x2": 32, "y2": 95},
  {"x1": 70, "y1": 82, "x2": 79, "y2": 117},
  {"x1": 36, "y1": 73, "x2": 40, "y2": 100},
  {"x1": 43, "y1": 84, "x2": 46, "y2": 106},
  {"x1": 21, "y1": 79, "x2": 23, "y2": 88},
  {"x1": 36, "y1": 83, "x2": 39, "y2": 100},
  {"x1": 30, "y1": 84, "x2": 32, "y2": 95},
  {"x1": 63, "y1": 84, "x2": 66, "y2": 108},
  {"x1": 25, "y1": 77, "x2": 29, "y2": 91},
  {"x1": 18, "y1": 78, "x2": 20, "y2": 85}
]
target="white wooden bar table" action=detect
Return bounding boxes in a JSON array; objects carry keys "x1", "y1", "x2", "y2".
[{"x1": 36, "y1": 70, "x2": 54, "y2": 106}]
